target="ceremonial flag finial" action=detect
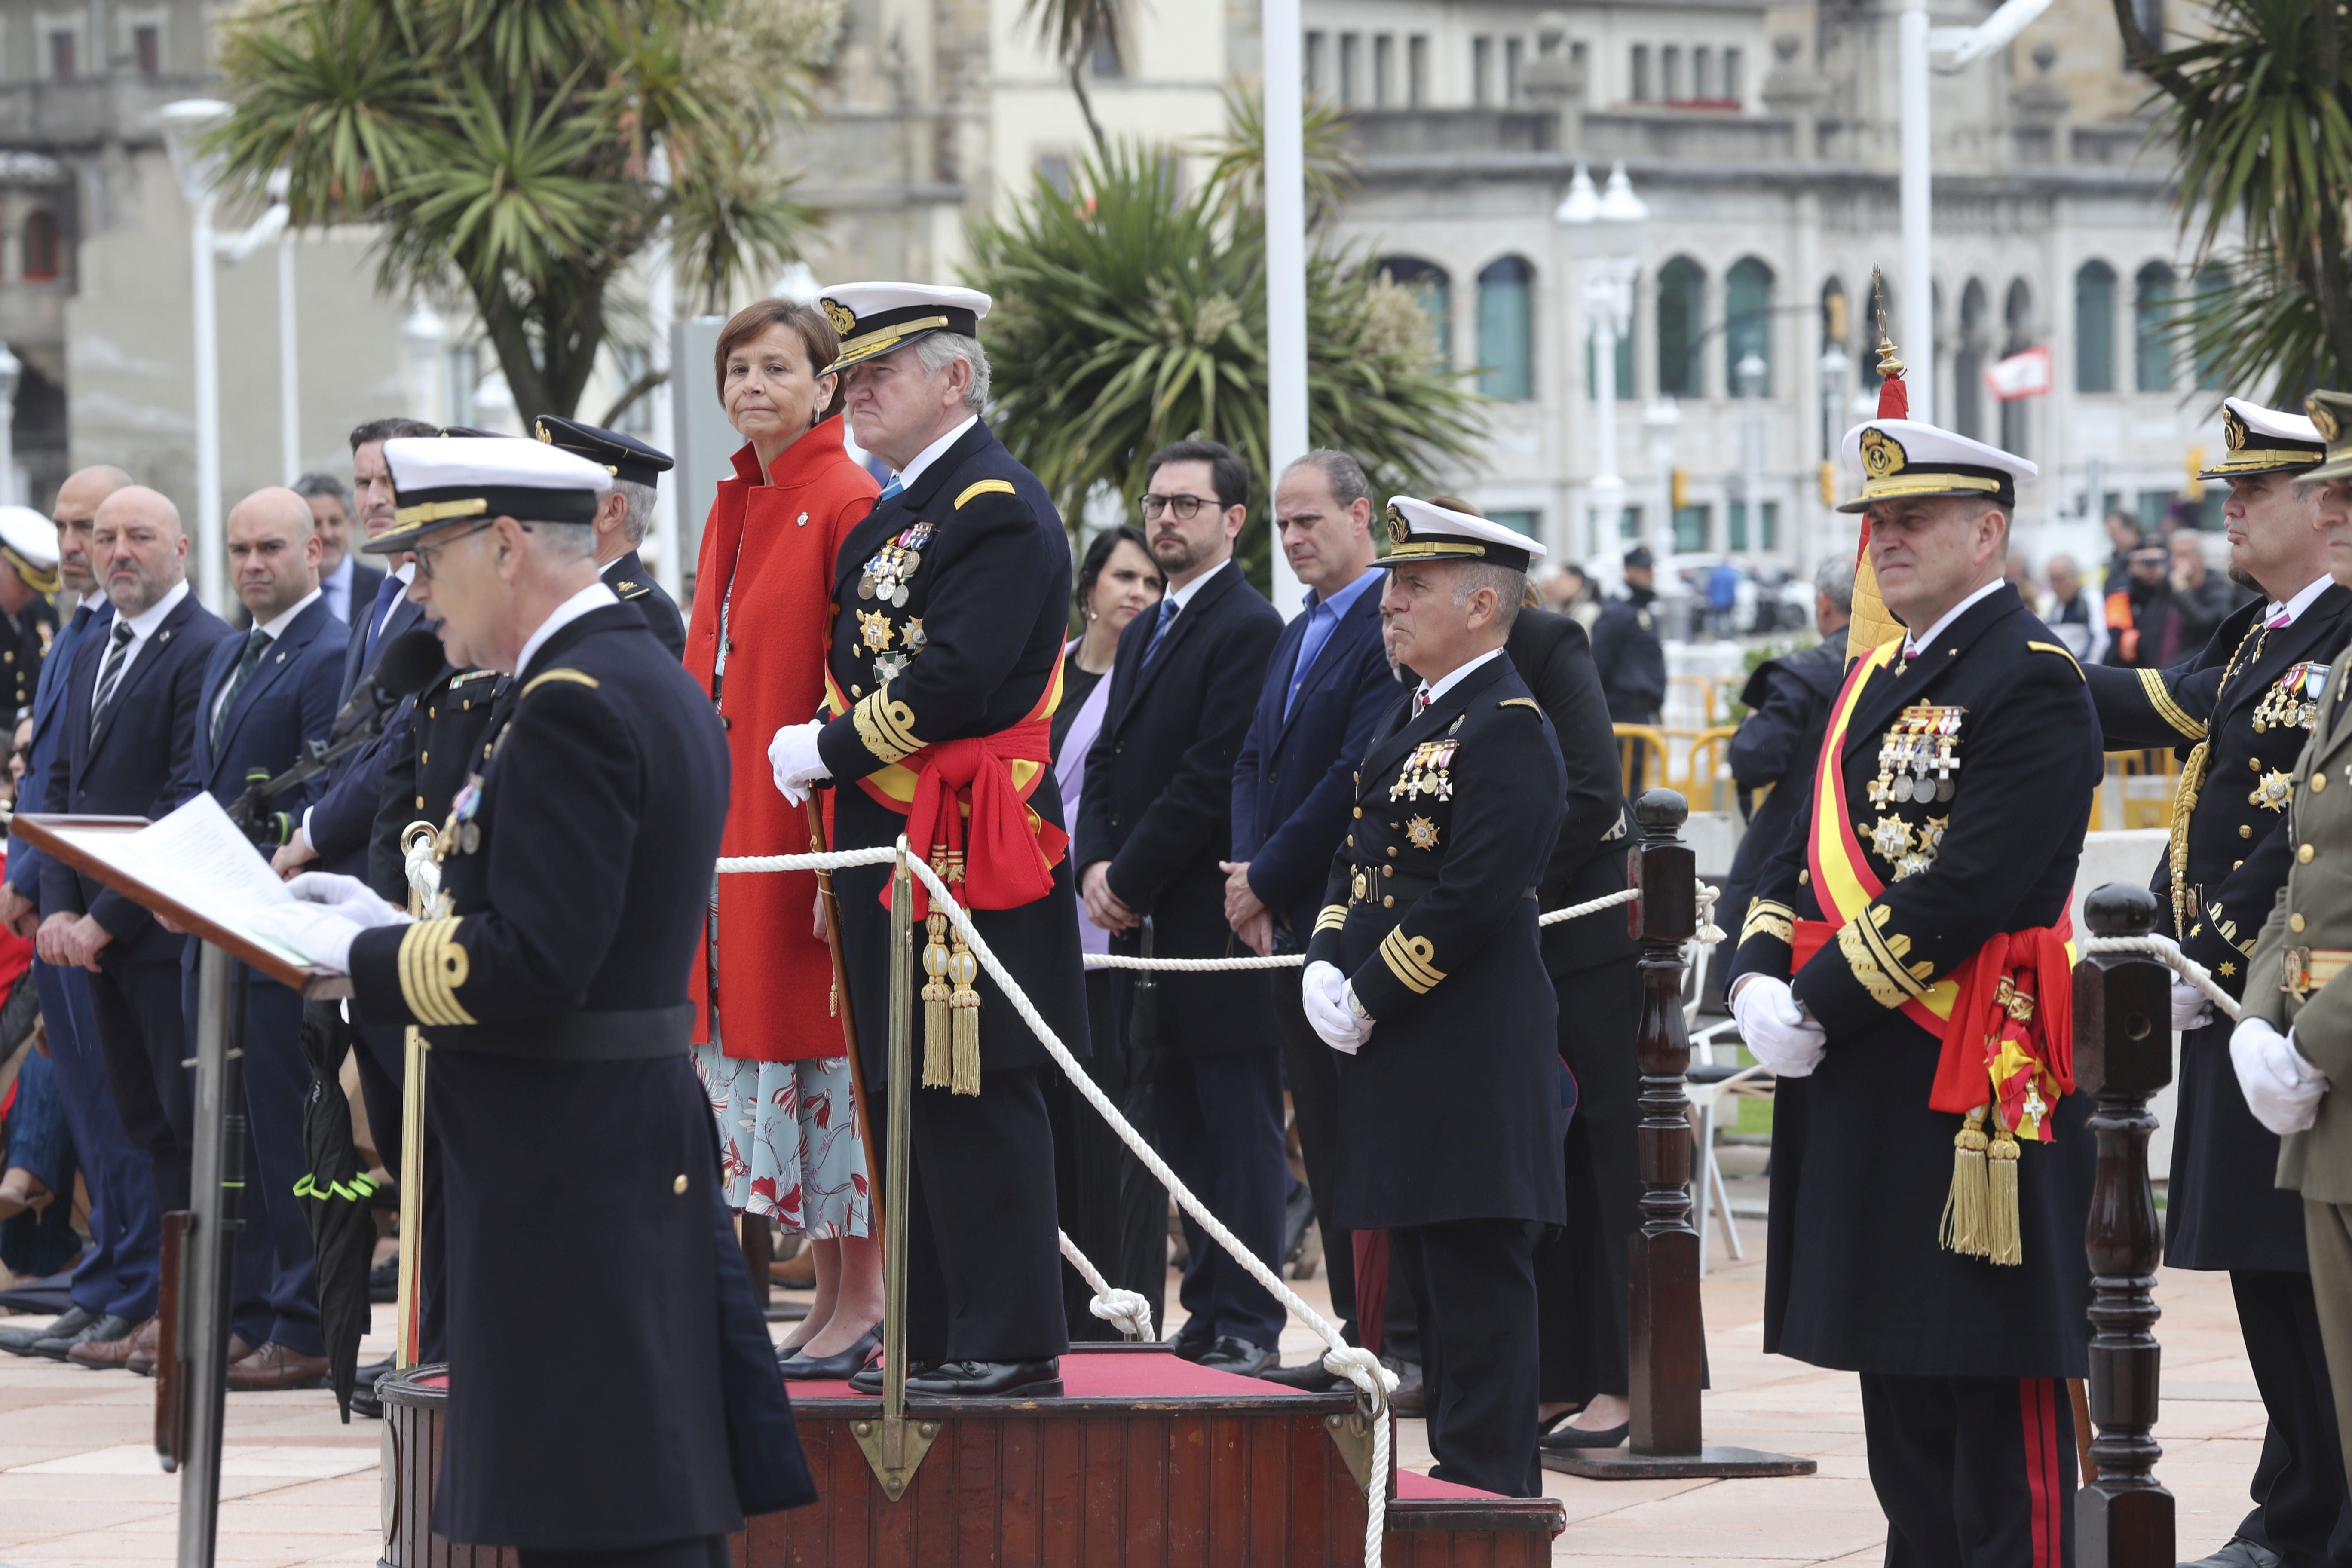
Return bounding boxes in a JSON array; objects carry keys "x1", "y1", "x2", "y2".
[{"x1": 1871, "y1": 268, "x2": 1908, "y2": 420}]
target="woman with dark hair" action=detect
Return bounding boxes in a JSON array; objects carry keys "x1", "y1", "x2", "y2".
[
  {"x1": 685, "y1": 298, "x2": 885, "y2": 1378},
  {"x1": 1046, "y1": 525, "x2": 1166, "y2": 1338}
]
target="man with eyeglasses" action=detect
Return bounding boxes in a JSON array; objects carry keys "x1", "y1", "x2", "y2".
[{"x1": 1075, "y1": 438, "x2": 1285, "y2": 1371}]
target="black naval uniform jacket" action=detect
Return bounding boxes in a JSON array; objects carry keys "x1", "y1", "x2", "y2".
[
  {"x1": 2085, "y1": 580, "x2": 2352, "y2": 1273},
  {"x1": 1720, "y1": 637, "x2": 1847, "y2": 937},
  {"x1": 1504, "y1": 607, "x2": 1636, "y2": 978},
  {"x1": 346, "y1": 601, "x2": 811, "y2": 1549},
  {"x1": 366, "y1": 664, "x2": 506, "y2": 905},
  {"x1": 812, "y1": 419, "x2": 1091, "y2": 1081},
  {"x1": 602, "y1": 548, "x2": 685, "y2": 659},
  {"x1": 1075, "y1": 559, "x2": 1285, "y2": 1056},
  {"x1": 1725, "y1": 584, "x2": 2101, "y2": 1378},
  {"x1": 1305, "y1": 652, "x2": 1567, "y2": 1231},
  {"x1": 1, "y1": 594, "x2": 55, "y2": 716}
]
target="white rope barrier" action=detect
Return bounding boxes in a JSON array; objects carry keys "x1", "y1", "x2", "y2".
[
  {"x1": 1057, "y1": 1228, "x2": 1154, "y2": 1341},
  {"x1": 2081, "y1": 931, "x2": 2242, "y2": 1023}
]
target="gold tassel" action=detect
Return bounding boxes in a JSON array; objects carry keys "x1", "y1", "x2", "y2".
[
  {"x1": 947, "y1": 931, "x2": 981, "y2": 1095},
  {"x1": 920, "y1": 912, "x2": 952, "y2": 1087},
  {"x1": 1939, "y1": 1108, "x2": 1991, "y2": 1259},
  {"x1": 1986, "y1": 1125, "x2": 2024, "y2": 1266},
  {"x1": 2168, "y1": 738, "x2": 2210, "y2": 937}
]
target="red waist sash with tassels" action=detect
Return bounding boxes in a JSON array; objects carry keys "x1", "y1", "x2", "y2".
[
  {"x1": 1792, "y1": 639, "x2": 2074, "y2": 1137},
  {"x1": 823, "y1": 665, "x2": 1068, "y2": 918}
]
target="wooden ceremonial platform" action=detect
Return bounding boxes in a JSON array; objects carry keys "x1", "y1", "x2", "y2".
[{"x1": 378, "y1": 1346, "x2": 1565, "y2": 1567}]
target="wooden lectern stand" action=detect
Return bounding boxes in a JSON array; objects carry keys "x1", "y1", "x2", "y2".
[{"x1": 13, "y1": 814, "x2": 340, "y2": 1568}]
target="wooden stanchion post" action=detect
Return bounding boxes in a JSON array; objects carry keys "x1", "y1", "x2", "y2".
[
  {"x1": 1547, "y1": 789, "x2": 1813, "y2": 1480},
  {"x1": 2075, "y1": 883, "x2": 2174, "y2": 1567}
]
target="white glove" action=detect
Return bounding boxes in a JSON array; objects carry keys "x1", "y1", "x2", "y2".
[
  {"x1": 2231, "y1": 1016, "x2": 2333, "y2": 1136},
  {"x1": 1730, "y1": 975, "x2": 1828, "y2": 1078},
  {"x1": 245, "y1": 903, "x2": 368, "y2": 976},
  {"x1": 769, "y1": 719, "x2": 830, "y2": 806},
  {"x1": 1302, "y1": 960, "x2": 1372, "y2": 1054},
  {"x1": 2170, "y1": 976, "x2": 2214, "y2": 1033},
  {"x1": 285, "y1": 873, "x2": 414, "y2": 930}
]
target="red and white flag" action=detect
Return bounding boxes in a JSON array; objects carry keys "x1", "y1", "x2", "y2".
[{"x1": 1984, "y1": 345, "x2": 2052, "y2": 402}]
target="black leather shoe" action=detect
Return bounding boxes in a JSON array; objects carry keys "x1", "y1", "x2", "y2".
[
  {"x1": 848, "y1": 1359, "x2": 938, "y2": 1395},
  {"x1": 2180, "y1": 1539, "x2": 2282, "y2": 1568},
  {"x1": 1168, "y1": 1323, "x2": 1214, "y2": 1363},
  {"x1": 1539, "y1": 1419, "x2": 1629, "y2": 1451},
  {"x1": 348, "y1": 1359, "x2": 394, "y2": 1420},
  {"x1": 1197, "y1": 1336, "x2": 1278, "y2": 1376},
  {"x1": 1257, "y1": 1359, "x2": 1345, "y2": 1391},
  {"x1": 36, "y1": 1311, "x2": 137, "y2": 1362},
  {"x1": 2, "y1": 1305, "x2": 92, "y2": 1357},
  {"x1": 904, "y1": 1360, "x2": 1063, "y2": 1398},
  {"x1": 1384, "y1": 1356, "x2": 1425, "y2": 1415},
  {"x1": 780, "y1": 1324, "x2": 882, "y2": 1380}
]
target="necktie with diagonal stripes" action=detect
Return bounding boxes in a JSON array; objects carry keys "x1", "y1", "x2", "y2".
[{"x1": 89, "y1": 621, "x2": 134, "y2": 740}]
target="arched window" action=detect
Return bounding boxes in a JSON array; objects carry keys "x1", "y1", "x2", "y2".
[
  {"x1": 1657, "y1": 256, "x2": 1706, "y2": 398},
  {"x1": 2075, "y1": 260, "x2": 2116, "y2": 393},
  {"x1": 20, "y1": 210, "x2": 58, "y2": 282},
  {"x1": 2192, "y1": 263, "x2": 2229, "y2": 391},
  {"x1": 2003, "y1": 279, "x2": 2034, "y2": 458},
  {"x1": 1476, "y1": 256, "x2": 1534, "y2": 400},
  {"x1": 1379, "y1": 256, "x2": 1452, "y2": 363},
  {"x1": 2134, "y1": 262, "x2": 2175, "y2": 393},
  {"x1": 1724, "y1": 257, "x2": 1773, "y2": 395},
  {"x1": 1953, "y1": 279, "x2": 1990, "y2": 442}
]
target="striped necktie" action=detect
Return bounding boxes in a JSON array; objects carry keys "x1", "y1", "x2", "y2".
[
  {"x1": 89, "y1": 621, "x2": 134, "y2": 739},
  {"x1": 212, "y1": 628, "x2": 272, "y2": 749},
  {"x1": 1144, "y1": 597, "x2": 1178, "y2": 663}
]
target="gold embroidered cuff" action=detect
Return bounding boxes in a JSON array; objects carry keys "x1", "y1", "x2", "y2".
[
  {"x1": 1837, "y1": 920, "x2": 1909, "y2": 1009},
  {"x1": 1314, "y1": 904, "x2": 1348, "y2": 934},
  {"x1": 2139, "y1": 668, "x2": 2206, "y2": 739},
  {"x1": 852, "y1": 686, "x2": 922, "y2": 764},
  {"x1": 1741, "y1": 898, "x2": 1795, "y2": 946},
  {"x1": 398, "y1": 918, "x2": 477, "y2": 1027},
  {"x1": 1856, "y1": 903, "x2": 1935, "y2": 999},
  {"x1": 1378, "y1": 928, "x2": 1446, "y2": 994}
]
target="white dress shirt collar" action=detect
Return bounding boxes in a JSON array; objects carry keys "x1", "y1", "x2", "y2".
[
  {"x1": 1901, "y1": 577, "x2": 2006, "y2": 658},
  {"x1": 1415, "y1": 645, "x2": 1505, "y2": 709},
  {"x1": 892, "y1": 415, "x2": 978, "y2": 493},
  {"x1": 516, "y1": 581, "x2": 619, "y2": 679},
  {"x1": 2268, "y1": 572, "x2": 2334, "y2": 628},
  {"x1": 254, "y1": 587, "x2": 322, "y2": 643},
  {"x1": 1162, "y1": 554, "x2": 1232, "y2": 614},
  {"x1": 119, "y1": 578, "x2": 190, "y2": 643}
]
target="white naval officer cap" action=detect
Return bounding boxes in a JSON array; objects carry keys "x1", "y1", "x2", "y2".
[
  {"x1": 818, "y1": 282, "x2": 993, "y2": 375},
  {"x1": 0, "y1": 506, "x2": 59, "y2": 593},
  {"x1": 1378, "y1": 496, "x2": 1548, "y2": 573},
  {"x1": 2201, "y1": 398, "x2": 2325, "y2": 480},
  {"x1": 1836, "y1": 418, "x2": 2037, "y2": 514},
  {"x1": 366, "y1": 436, "x2": 612, "y2": 555}
]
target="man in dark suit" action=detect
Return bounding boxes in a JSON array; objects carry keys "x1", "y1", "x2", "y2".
[
  {"x1": 294, "y1": 471, "x2": 383, "y2": 625},
  {"x1": 33, "y1": 485, "x2": 238, "y2": 1372},
  {"x1": 1720, "y1": 557, "x2": 1854, "y2": 943},
  {"x1": 1225, "y1": 448, "x2": 1389, "y2": 1369},
  {"x1": 0, "y1": 465, "x2": 158, "y2": 1365},
  {"x1": 172, "y1": 486, "x2": 348, "y2": 1390},
  {"x1": 1076, "y1": 438, "x2": 1284, "y2": 1373},
  {"x1": 2086, "y1": 398, "x2": 2352, "y2": 1568},
  {"x1": 532, "y1": 416, "x2": 686, "y2": 658},
  {"x1": 270, "y1": 417, "x2": 437, "y2": 1192},
  {"x1": 1302, "y1": 496, "x2": 1567, "y2": 1497}
]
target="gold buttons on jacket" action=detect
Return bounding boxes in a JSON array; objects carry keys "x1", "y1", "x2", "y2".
[
  {"x1": 2301, "y1": 844, "x2": 2316, "y2": 864},
  {"x1": 2292, "y1": 913, "x2": 2308, "y2": 933},
  {"x1": 1383, "y1": 896, "x2": 1394, "y2": 907},
  {"x1": 1381, "y1": 866, "x2": 1393, "y2": 878},
  {"x1": 1353, "y1": 807, "x2": 1363, "y2": 818},
  {"x1": 2241, "y1": 824, "x2": 2254, "y2": 839},
  {"x1": 1798, "y1": 870, "x2": 1810, "y2": 885},
  {"x1": 672, "y1": 1174, "x2": 689, "y2": 1194},
  {"x1": 2316, "y1": 774, "x2": 2330, "y2": 793}
]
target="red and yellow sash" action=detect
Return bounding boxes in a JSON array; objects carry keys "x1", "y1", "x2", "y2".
[
  {"x1": 1795, "y1": 638, "x2": 2075, "y2": 1144},
  {"x1": 823, "y1": 662, "x2": 1068, "y2": 918}
]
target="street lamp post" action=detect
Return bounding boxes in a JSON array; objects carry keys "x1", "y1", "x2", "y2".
[
  {"x1": 1644, "y1": 398, "x2": 1681, "y2": 560},
  {"x1": 272, "y1": 168, "x2": 298, "y2": 484},
  {"x1": 0, "y1": 344, "x2": 22, "y2": 508},
  {"x1": 160, "y1": 99, "x2": 232, "y2": 612},
  {"x1": 1557, "y1": 161, "x2": 1648, "y2": 563},
  {"x1": 1262, "y1": 0, "x2": 1308, "y2": 615},
  {"x1": 1737, "y1": 350, "x2": 1767, "y2": 558}
]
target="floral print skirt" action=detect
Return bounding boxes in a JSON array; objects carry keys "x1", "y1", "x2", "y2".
[{"x1": 692, "y1": 1031, "x2": 872, "y2": 1238}]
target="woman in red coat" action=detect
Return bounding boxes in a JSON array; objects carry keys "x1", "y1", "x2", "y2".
[{"x1": 686, "y1": 298, "x2": 884, "y2": 1375}]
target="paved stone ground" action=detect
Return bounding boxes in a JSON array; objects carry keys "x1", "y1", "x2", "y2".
[{"x1": 0, "y1": 1214, "x2": 2275, "y2": 1566}]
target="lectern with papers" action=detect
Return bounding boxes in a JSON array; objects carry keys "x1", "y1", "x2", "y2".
[{"x1": 14, "y1": 798, "x2": 341, "y2": 1568}]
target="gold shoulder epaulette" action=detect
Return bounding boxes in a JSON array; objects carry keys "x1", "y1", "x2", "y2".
[
  {"x1": 955, "y1": 478, "x2": 1017, "y2": 509},
  {"x1": 1499, "y1": 697, "x2": 1540, "y2": 713},
  {"x1": 521, "y1": 668, "x2": 600, "y2": 698},
  {"x1": 2026, "y1": 640, "x2": 2086, "y2": 682},
  {"x1": 614, "y1": 579, "x2": 648, "y2": 599}
]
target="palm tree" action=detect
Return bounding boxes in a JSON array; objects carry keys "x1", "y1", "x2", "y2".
[
  {"x1": 211, "y1": 0, "x2": 833, "y2": 420},
  {"x1": 966, "y1": 137, "x2": 1485, "y2": 590},
  {"x1": 1019, "y1": 0, "x2": 1123, "y2": 154},
  {"x1": 2116, "y1": 0, "x2": 2352, "y2": 398}
]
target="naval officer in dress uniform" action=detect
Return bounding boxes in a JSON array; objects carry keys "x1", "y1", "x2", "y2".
[
  {"x1": 1726, "y1": 416, "x2": 2103, "y2": 1564},
  {"x1": 768, "y1": 282, "x2": 1090, "y2": 1400},
  {"x1": 255, "y1": 435, "x2": 811, "y2": 1566},
  {"x1": 1302, "y1": 496, "x2": 1567, "y2": 1499},
  {"x1": 2083, "y1": 398, "x2": 2352, "y2": 1568},
  {"x1": 0, "y1": 507, "x2": 59, "y2": 715},
  {"x1": 531, "y1": 415, "x2": 687, "y2": 658}
]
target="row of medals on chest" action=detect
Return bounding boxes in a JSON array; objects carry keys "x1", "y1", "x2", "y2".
[
  {"x1": 854, "y1": 521, "x2": 935, "y2": 683},
  {"x1": 1868, "y1": 705, "x2": 1962, "y2": 881}
]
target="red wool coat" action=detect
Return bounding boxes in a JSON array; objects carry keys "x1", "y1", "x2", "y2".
[{"x1": 686, "y1": 418, "x2": 879, "y2": 1061}]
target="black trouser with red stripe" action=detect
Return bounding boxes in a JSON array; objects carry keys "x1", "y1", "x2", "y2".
[{"x1": 1860, "y1": 1372, "x2": 2077, "y2": 1568}]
